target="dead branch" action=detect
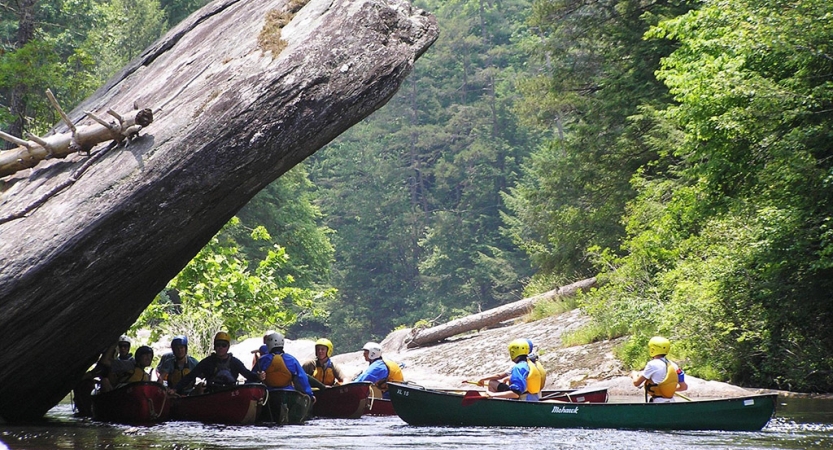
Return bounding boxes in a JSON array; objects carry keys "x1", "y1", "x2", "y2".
[{"x1": 0, "y1": 91, "x2": 153, "y2": 178}]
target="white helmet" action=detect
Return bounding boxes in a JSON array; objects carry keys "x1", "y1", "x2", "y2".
[
  {"x1": 265, "y1": 332, "x2": 285, "y2": 351},
  {"x1": 362, "y1": 342, "x2": 382, "y2": 360}
]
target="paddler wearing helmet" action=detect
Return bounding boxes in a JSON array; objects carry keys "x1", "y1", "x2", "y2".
[
  {"x1": 353, "y1": 341, "x2": 404, "y2": 398},
  {"x1": 302, "y1": 338, "x2": 346, "y2": 389},
  {"x1": 474, "y1": 339, "x2": 543, "y2": 401},
  {"x1": 631, "y1": 336, "x2": 688, "y2": 402},
  {"x1": 254, "y1": 331, "x2": 315, "y2": 399},
  {"x1": 156, "y1": 335, "x2": 199, "y2": 392},
  {"x1": 170, "y1": 331, "x2": 263, "y2": 395}
]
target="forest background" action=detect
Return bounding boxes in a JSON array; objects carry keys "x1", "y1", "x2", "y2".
[{"x1": 2, "y1": 0, "x2": 832, "y2": 393}]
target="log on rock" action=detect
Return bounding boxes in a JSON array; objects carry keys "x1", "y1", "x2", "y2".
[
  {"x1": 0, "y1": 0, "x2": 437, "y2": 422},
  {"x1": 405, "y1": 277, "x2": 597, "y2": 348}
]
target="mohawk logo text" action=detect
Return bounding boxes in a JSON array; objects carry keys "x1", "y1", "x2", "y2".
[{"x1": 551, "y1": 405, "x2": 579, "y2": 414}]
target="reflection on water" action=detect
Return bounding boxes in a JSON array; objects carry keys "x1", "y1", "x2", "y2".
[{"x1": 1, "y1": 395, "x2": 832, "y2": 450}]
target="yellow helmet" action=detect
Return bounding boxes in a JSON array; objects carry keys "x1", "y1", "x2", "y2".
[
  {"x1": 315, "y1": 338, "x2": 334, "y2": 357},
  {"x1": 214, "y1": 331, "x2": 231, "y2": 344},
  {"x1": 507, "y1": 339, "x2": 530, "y2": 361},
  {"x1": 648, "y1": 336, "x2": 671, "y2": 357}
]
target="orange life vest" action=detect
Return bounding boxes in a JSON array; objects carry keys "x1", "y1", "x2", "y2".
[
  {"x1": 264, "y1": 354, "x2": 293, "y2": 388},
  {"x1": 312, "y1": 359, "x2": 337, "y2": 386},
  {"x1": 375, "y1": 359, "x2": 404, "y2": 394}
]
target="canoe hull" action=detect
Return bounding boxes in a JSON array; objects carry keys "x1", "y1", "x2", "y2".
[
  {"x1": 388, "y1": 382, "x2": 777, "y2": 431},
  {"x1": 259, "y1": 389, "x2": 313, "y2": 424},
  {"x1": 365, "y1": 397, "x2": 396, "y2": 416},
  {"x1": 312, "y1": 382, "x2": 370, "y2": 419},
  {"x1": 170, "y1": 383, "x2": 266, "y2": 425},
  {"x1": 91, "y1": 381, "x2": 170, "y2": 424}
]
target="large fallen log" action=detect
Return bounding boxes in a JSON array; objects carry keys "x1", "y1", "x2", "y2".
[
  {"x1": 405, "y1": 277, "x2": 597, "y2": 348},
  {"x1": 0, "y1": 0, "x2": 437, "y2": 421}
]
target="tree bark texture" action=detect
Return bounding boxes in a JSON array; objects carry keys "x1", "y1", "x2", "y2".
[
  {"x1": 405, "y1": 277, "x2": 597, "y2": 348},
  {"x1": 0, "y1": 0, "x2": 437, "y2": 421}
]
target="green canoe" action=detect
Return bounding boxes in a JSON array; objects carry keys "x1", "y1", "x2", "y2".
[{"x1": 387, "y1": 382, "x2": 776, "y2": 431}]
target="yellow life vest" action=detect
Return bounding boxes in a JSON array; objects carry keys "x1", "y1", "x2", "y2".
[
  {"x1": 265, "y1": 354, "x2": 293, "y2": 388},
  {"x1": 113, "y1": 366, "x2": 149, "y2": 385},
  {"x1": 167, "y1": 365, "x2": 191, "y2": 387},
  {"x1": 375, "y1": 359, "x2": 404, "y2": 393},
  {"x1": 645, "y1": 358, "x2": 678, "y2": 399},
  {"x1": 312, "y1": 359, "x2": 337, "y2": 386},
  {"x1": 526, "y1": 360, "x2": 543, "y2": 395}
]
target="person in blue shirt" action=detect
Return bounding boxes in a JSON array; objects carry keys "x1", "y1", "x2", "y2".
[
  {"x1": 475, "y1": 339, "x2": 542, "y2": 401},
  {"x1": 256, "y1": 332, "x2": 315, "y2": 400},
  {"x1": 353, "y1": 342, "x2": 404, "y2": 399}
]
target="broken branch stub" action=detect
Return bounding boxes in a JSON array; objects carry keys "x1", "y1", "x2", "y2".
[{"x1": 0, "y1": 108, "x2": 153, "y2": 178}]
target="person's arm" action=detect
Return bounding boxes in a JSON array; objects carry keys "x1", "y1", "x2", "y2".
[
  {"x1": 676, "y1": 366, "x2": 688, "y2": 391},
  {"x1": 233, "y1": 357, "x2": 262, "y2": 383},
  {"x1": 476, "y1": 371, "x2": 509, "y2": 386},
  {"x1": 332, "y1": 364, "x2": 345, "y2": 384},
  {"x1": 355, "y1": 361, "x2": 386, "y2": 383},
  {"x1": 288, "y1": 357, "x2": 315, "y2": 398},
  {"x1": 631, "y1": 371, "x2": 648, "y2": 388}
]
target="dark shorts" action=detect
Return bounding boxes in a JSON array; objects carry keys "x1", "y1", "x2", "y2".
[{"x1": 496, "y1": 382, "x2": 510, "y2": 392}]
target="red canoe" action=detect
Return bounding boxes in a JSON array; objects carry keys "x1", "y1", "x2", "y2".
[
  {"x1": 312, "y1": 382, "x2": 371, "y2": 418},
  {"x1": 170, "y1": 383, "x2": 267, "y2": 424},
  {"x1": 91, "y1": 381, "x2": 171, "y2": 424},
  {"x1": 366, "y1": 386, "x2": 609, "y2": 416},
  {"x1": 365, "y1": 397, "x2": 396, "y2": 416},
  {"x1": 541, "y1": 386, "x2": 609, "y2": 403}
]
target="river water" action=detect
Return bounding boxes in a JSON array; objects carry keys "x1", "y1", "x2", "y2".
[{"x1": 2, "y1": 395, "x2": 832, "y2": 449}]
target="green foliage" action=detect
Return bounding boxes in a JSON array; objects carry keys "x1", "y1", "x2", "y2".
[
  {"x1": 133, "y1": 217, "x2": 333, "y2": 357},
  {"x1": 505, "y1": 0, "x2": 698, "y2": 283},
  {"x1": 525, "y1": 297, "x2": 576, "y2": 322},
  {"x1": 573, "y1": 0, "x2": 833, "y2": 391},
  {"x1": 81, "y1": 0, "x2": 167, "y2": 82},
  {"x1": 310, "y1": 0, "x2": 538, "y2": 349},
  {"x1": 560, "y1": 320, "x2": 623, "y2": 348}
]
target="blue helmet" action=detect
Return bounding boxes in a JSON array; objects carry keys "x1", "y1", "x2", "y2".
[{"x1": 171, "y1": 335, "x2": 189, "y2": 348}]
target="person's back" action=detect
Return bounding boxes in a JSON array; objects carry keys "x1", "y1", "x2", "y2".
[
  {"x1": 257, "y1": 332, "x2": 314, "y2": 397},
  {"x1": 632, "y1": 336, "x2": 687, "y2": 403}
]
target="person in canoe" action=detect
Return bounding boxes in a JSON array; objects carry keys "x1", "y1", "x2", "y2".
[
  {"x1": 156, "y1": 335, "x2": 199, "y2": 392},
  {"x1": 631, "y1": 336, "x2": 689, "y2": 403},
  {"x1": 115, "y1": 334, "x2": 134, "y2": 362},
  {"x1": 251, "y1": 344, "x2": 268, "y2": 370},
  {"x1": 474, "y1": 339, "x2": 543, "y2": 401},
  {"x1": 353, "y1": 341, "x2": 404, "y2": 399},
  {"x1": 302, "y1": 338, "x2": 345, "y2": 389},
  {"x1": 170, "y1": 331, "x2": 263, "y2": 395},
  {"x1": 101, "y1": 345, "x2": 155, "y2": 391},
  {"x1": 256, "y1": 331, "x2": 316, "y2": 400}
]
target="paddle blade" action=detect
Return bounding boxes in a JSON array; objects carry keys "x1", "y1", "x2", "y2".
[{"x1": 461, "y1": 390, "x2": 486, "y2": 407}]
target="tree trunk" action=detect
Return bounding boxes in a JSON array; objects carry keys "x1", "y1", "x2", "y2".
[
  {"x1": 405, "y1": 277, "x2": 597, "y2": 348},
  {"x1": 0, "y1": 0, "x2": 437, "y2": 421}
]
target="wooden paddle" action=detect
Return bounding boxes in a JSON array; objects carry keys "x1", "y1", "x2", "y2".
[
  {"x1": 675, "y1": 392, "x2": 692, "y2": 401},
  {"x1": 461, "y1": 390, "x2": 488, "y2": 406},
  {"x1": 462, "y1": 380, "x2": 482, "y2": 386}
]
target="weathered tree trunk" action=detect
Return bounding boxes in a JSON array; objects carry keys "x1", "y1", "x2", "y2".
[
  {"x1": 0, "y1": 0, "x2": 437, "y2": 421},
  {"x1": 405, "y1": 277, "x2": 597, "y2": 348}
]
